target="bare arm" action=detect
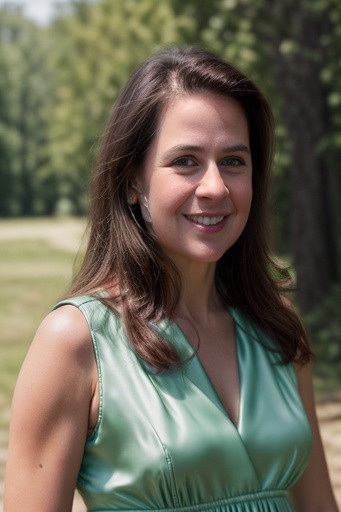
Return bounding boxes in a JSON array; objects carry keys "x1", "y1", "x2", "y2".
[
  {"x1": 289, "y1": 362, "x2": 339, "y2": 511},
  {"x1": 4, "y1": 305, "x2": 98, "y2": 512}
]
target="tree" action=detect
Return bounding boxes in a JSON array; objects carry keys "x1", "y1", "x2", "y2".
[
  {"x1": 0, "y1": 5, "x2": 56, "y2": 215},
  {"x1": 245, "y1": 0, "x2": 341, "y2": 312},
  {"x1": 0, "y1": 0, "x2": 192, "y2": 215}
]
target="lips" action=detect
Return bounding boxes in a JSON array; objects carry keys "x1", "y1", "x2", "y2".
[{"x1": 186, "y1": 215, "x2": 224, "y2": 225}]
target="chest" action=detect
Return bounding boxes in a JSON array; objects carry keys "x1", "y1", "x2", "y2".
[{"x1": 175, "y1": 312, "x2": 240, "y2": 427}]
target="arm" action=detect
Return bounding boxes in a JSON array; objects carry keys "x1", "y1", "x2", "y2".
[
  {"x1": 289, "y1": 362, "x2": 339, "y2": 511},
  {"x1": 4, "y1": 305, "x2": 98, "y2": 512}
]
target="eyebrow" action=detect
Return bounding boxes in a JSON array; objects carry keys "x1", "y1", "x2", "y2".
[{"x1": 162, "y1": 143, "x2": 251, "y2": 159}]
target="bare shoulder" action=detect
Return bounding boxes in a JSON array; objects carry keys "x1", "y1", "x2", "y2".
[
  {"x1": 17, "y1": 303, "x2": 98, "y2": 399},
  {"x1": 294, "y1": 359, "x2": 311, "y2": 382},
  {"x1": 14, "y1": 303, "x2": 96, "y2": 411},
  {"x1": 11, "y1": 303, "x2": 97, "y2": 430},
  {"x1": 36, "y1": 304, "x2": 92, "y2": 351}
]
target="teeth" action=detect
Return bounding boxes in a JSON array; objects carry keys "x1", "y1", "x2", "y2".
[{"x1": 187, "y1": 215, "x2": 224, "y2": 225}]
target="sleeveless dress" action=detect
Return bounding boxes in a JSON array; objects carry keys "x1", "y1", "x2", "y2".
[{"x1": 53, "y1": 296, "x2": 312, "y2": 512}]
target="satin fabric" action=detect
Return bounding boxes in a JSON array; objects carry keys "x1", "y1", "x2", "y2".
[{"x1": 53, "y1": 296, "x2": 312, "y2": 512}]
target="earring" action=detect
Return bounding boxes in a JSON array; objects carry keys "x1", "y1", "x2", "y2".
[{"x1": 140, "y1": 194, "x2": 151, "y2": 223}]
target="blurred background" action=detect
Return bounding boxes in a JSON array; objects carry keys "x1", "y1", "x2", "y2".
[{"x1": 0, "y1": 0, "x2": 340, "y2": 508}]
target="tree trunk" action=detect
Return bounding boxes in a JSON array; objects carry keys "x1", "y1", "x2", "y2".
[{"x1": 256, "y1": 0, "x2": 339, "y2": 312}]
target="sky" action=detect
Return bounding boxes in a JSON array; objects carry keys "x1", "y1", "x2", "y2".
[{"x1": 0, "y1": 0, "x2": 70, "y2": 25}]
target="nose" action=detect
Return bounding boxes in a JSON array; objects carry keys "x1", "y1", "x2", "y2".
[{"x1": 195, "y1": 162, "x2": 229, "y2": 201}]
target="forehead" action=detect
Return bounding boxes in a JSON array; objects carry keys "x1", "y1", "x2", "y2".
[{"x1": 154, "y1": 92, "x2": 249, "y2": 146}]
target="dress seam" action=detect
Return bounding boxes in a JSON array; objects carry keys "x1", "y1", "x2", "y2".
[{"x1": 88, "y1": 489, "x2": 288, "y2": 511}]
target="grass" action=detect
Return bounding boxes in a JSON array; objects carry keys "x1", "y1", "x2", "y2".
[{"x1": 0, "y1": 218, "x2": 85, "y2": 429}]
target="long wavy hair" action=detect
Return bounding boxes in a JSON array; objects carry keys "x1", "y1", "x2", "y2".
[{"x1": 68, "y1": 46, "x2": 312, "y2": 369}]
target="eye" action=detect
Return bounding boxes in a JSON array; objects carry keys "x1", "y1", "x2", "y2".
[
  {"x1": 172, "y1": 156, "x2": 196, "y2": 167},
  {"x1": 221, "y1": 157, "x2": 244, "y2": 167}
]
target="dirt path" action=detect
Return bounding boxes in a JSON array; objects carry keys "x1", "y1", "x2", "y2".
[{"x1": 0, "y1": 218, "x2": 87, "y2": 253}]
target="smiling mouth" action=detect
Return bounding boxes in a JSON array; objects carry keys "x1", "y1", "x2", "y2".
[{"x1": 186, "y1": 215, "x2": 225, "y2": 226}]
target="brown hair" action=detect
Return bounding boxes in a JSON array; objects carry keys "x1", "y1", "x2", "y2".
[{"x1": 69, "y1": 46, "x2": 312, "y2": 369}]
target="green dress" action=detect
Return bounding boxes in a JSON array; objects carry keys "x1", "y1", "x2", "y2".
[{"x1": 53, "y1": 296, "x2": 312, "y2": 512}]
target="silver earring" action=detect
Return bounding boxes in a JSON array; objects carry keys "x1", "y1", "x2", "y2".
[{"x1": 140, "y1": 195, "x2": 151, "y2": 223}]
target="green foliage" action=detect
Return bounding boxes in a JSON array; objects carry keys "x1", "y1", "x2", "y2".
[
  {"x1": 0, "y1": 0, "x2": 192, "y2": 215},
  {"x1": 1, "y1": 0, "x2": 340, "y2": 227},
  {"x1": 0, "y1": 7, "x2": 57, "y2": 215}
]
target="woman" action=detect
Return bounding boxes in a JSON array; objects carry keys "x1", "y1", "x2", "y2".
[{"x1": 4, "y1": 47, "x2": 339, "y2": 511}]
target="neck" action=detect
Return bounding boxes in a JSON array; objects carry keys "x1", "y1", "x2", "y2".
[{"x1": 173, "y1": 260, "x2": 223, "y2": 324}]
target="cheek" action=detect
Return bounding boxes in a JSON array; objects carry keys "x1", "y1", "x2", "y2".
[
  {"x1": 244, "y1": 187, "x2": 253, "y2": 212},
  {"x1": 149, "y1": 177, "x2": 190, "y2": 213},
  {"x1": 233, "y1": 178, "x2": 253, "y2": 212}
]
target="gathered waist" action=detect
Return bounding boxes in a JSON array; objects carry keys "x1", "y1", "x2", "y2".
[{"x1": 88, "y1": 489, "x2": 292, "y2": 512}]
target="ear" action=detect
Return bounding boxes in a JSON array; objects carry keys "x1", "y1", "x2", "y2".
[
  {"x1": 130, "y1": 181, "x2": 151, "y2": 224},
  {"x1": 127, "y1": 181, "x2": 139, "y2": 205},
  {"x1": 127, "y1": 190, "x2": 138, "y2": 205}
]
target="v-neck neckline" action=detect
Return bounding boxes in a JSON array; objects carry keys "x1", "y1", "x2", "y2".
[{"x1": 158, "y1": 307, "x2": 242, "y2": 433}]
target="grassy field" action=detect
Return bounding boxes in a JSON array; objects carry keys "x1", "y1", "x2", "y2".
[
  {"x1": 0, "y1": 218, "x2": 340, "y2": 509},
  {"x1": 0, "y1": 218, "x2": 86, "y2": 427}
]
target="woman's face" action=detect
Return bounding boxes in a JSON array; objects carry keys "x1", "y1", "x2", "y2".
[{"x1": 136, "y1": 92, "x2": 252, "y2": 269}]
